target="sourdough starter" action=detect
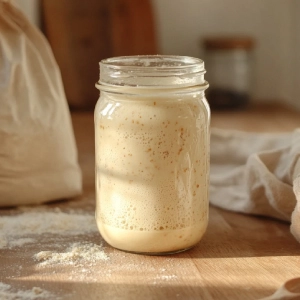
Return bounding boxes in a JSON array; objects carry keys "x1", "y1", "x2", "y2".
[{"x1": 95, "y1": 91, "x2": 209, "y2": 253}]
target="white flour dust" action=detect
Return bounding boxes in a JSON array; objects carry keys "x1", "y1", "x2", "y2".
[
  {"x1": 0, "y1": 282, "x2": 55, "y2": 300},
  {"x1": 0, "y1": 205, "x2": 110, "y2": 298},
  {"x1": 0, "y1": 207, "x2": 98, "y2": 249},
  {"x1": 34, "y1": 242, "x2": 109, "y2": 267}
]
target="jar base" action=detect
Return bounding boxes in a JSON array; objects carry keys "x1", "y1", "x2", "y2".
[
  {"x1": 97, "y1": 221, "x2": 207, "y2": 255},
  {"x1": 109, "y1": 244, "x2": 196, "y2": 256}
]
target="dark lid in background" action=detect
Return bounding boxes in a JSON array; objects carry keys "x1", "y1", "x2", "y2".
[{"x1": 203, "y1": 36, "x2": 255, "y2": 50}]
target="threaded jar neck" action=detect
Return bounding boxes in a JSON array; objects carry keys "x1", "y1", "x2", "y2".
[{"x1": 97, "y1": 55, "x2": 207, "y2": 89}]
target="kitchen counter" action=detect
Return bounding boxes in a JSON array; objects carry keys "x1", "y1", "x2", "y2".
[{"x1": 0, "y1": 104, "x2": 299, "y2": 300}]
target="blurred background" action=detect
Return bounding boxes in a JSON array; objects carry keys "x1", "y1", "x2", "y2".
[{"x1": 14, "y1": 0, "x2": 300, "y2": 111}]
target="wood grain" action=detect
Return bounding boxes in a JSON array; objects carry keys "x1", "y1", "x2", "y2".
[{"x1": 0, "y1": 104, "x2": 299, "y2": 300}]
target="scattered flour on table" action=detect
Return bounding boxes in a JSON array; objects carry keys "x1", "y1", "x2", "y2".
[
  {"x1": 0, "y1": 282, "x2": 55, "y2": 300},
  {"x1": 34, "y1": 242, "x2": 109, "y2": 267},
  {"x1": 160, "y1": 275, "x2": 177, "y2": 280},
  {"x1": 0, "y1": 205, "x2": 109, "y2": 296},
  {"x1": 152, "y1": 274, "x2": 178, "y2": 285},
  {"x1": 0, "y1": 207, "x2": 98, "y2": 249}
]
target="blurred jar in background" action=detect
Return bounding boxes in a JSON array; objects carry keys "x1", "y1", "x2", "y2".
[{"x1": 203, "y1": 36, "x2": 255, "y2": 110}]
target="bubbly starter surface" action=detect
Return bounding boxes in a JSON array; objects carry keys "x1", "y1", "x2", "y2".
[{"x1": 95, "y1": 92, "x2": 209, "y2": 253}]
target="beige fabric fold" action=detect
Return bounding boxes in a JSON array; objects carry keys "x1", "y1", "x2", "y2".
[
  {"x1": 0, "y1": 1, "x2": 82, "y2": 206},
  {"x1": 210, "y1": 128, "x2": 300, "y2": 242}
]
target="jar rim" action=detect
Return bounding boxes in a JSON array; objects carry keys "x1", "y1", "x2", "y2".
[
  {"x1": 98, "y1": 55, "x2": 206, "y2": 88},
  {"x1": 101, "y1": 55, "x2": 204, "y2": 70}
]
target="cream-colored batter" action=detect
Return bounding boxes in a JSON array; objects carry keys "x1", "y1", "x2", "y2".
[{"x1": 95, "y1": 91, "x2": 209, "y2": 253}]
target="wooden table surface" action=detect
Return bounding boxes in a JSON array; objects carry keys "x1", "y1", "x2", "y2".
[{"x1": 1, "y1": 104, "x2": 300, "y2": 300}]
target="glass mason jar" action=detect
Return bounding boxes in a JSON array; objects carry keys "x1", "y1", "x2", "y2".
[
  {"x1": 203, "y1": 36, "x2": 254, "y2": 110},
  {"x1": 94, "y1": 55, "x2": 210, "y2": 255}
]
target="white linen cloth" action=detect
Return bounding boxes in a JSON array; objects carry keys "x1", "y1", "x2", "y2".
[{"x1": 210, "y1": 128, "x2": 300, "y2": 242}]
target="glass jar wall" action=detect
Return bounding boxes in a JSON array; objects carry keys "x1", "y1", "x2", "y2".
[{"x1": 95, "y1": 55, "x2": 210, "y2": 254}]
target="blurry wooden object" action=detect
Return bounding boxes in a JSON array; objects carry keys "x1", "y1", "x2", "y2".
[
  {"x1": 41, "y1": 0, "x2": 157, "y2": 110},
  {"x1": 110, "y1": 0, "x2": 157, "y2": 56}
]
